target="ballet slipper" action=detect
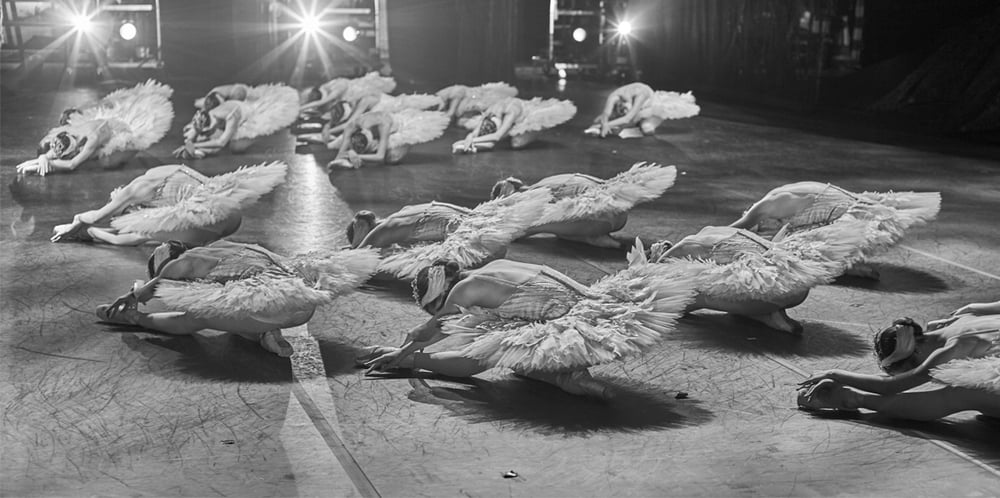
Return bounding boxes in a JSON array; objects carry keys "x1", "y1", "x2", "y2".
[
  {"x1": 95, "y1": 304, "x2": 139, "y2": 325},
  {"x1": 746, "y1": 309, "x2": 803, "y2": 335},
  {"x1": 259, "y1": 330, "x2": 294, "y2": 357},
  {"x1": 797, "y1": 379, "x2": 860, "y2": 412},
  {"x1": 554, "y1": 370, "x2": 614, "y2": 400}
]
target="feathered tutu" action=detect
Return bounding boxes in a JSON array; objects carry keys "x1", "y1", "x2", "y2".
[
  {"x1": 535, "y1": 162, "x2": 677, "y2": 225},
  {"x1": 444, "y1": 263, "x2": 696, "y2": 373},
  {"x1": 373, "y1": 93, "x2": 444, "y2": 113},
  {"x1": 342, "y1": 72, "x2": 397, "y2": 102},
  {"x1": 154, "y1": 246, "x2": 380, "y2": 322},
  {"x1": 509, "y1": 97, "x2": 577, "y2": 136},
  {"x1": 740, "y1": 182, "x2": 941, "y2": 262},
  {"x1": 43, "y1": 80, "x2": 174, "y2": 157},
  {"x1": 931, "y1": 315, "x2": 1000, "y2": 394},
  {"x1": 637, "y1": 91, "x2": 700, "y2": 121},
  {"x1": 110, "y1": 162, "x2": 287, "y2": 237},
  {"x1": 641, "y1": 222, "x2": 868, "y2": 304},
  {"x1": 387, "y1": 109, "x2": 450, "y2": 148},
  {"x1": 233, "y1": 84, "x2": 300, "y2": 141},
  {"x1": 376, "y1": 188, "x2": 552, "y2": 279}
]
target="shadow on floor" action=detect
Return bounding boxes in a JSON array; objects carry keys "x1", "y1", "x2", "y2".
[
  {"x1": 119, "y1": 332, "x2": 294, "y2": 383},
  {"x1": 673, "y1": 313, "x2": 871, "y2": 358},
  {"x1": 385, "y1": 373, "x2": 714, "y2": 435},
  {"x1": 801, "y1": 409, "x2": 1000, "y2": 467},
  {"x1": 832, "y1": 263, "x2": 950, "y2": 294}
]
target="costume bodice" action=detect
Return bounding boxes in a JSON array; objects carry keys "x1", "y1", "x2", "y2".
[
  {"x1": 756, "y1": 183, "x2": 858, "y2": 236},
  {"x1": 146, "y1": 166, "x2": 209, "y2": 207},
  {"x1": 944, "y1": 315, "x2": 1000, "y2": 357},
  {"x1": 205, "y1": 245, "x2": 294, "y2": 283},
  {"x1": 483, "y1": 268, "x2": 587, "y2": 321}
]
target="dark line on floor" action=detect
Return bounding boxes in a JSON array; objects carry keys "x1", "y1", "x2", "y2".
[
  {"x1": 14, "y1": 345, "x2": 106, "y2": 363},
  {"x1": 291, "y1": 382, "x2": 382, "y2": 498}
]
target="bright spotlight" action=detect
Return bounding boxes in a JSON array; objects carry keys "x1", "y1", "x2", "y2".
[
  {"x1": 119, "y1": 21, "x2": 137, "y2": 41},
  {"x1": 300, "y1": 14, "x2": 321, "y2": 35},
  {"x1": 557, "y1": 68, "x2": 567, "y2": 79},
  {"x1": 618, "y1": 20, "x2": 633, "y2": 37},
  {"x1": 572, "y1": 27, "x2": 587, "y2": 42},
  {"x1": 70, "y1": 13, "x2": 93, "y2": 34},
  {"x1": 342, "y1": 25, "x2": 359, "y2": 42}
]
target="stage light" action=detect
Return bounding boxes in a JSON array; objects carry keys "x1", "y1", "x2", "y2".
[
  {"x1": 70, "y1": 13, "x2": 93, "y2": 34},
  {"x1": 572, "y1": 27, "x2": 587, "y2": 42},
  {"x1": 558, "y1": 68, "x2": 567, "y2": 79},
  {"x1": 119, "y1": 21, "x2": 137, "y2": 41},
  {"x1": 342, "y1": 25, "x2": 359, "y2": 42},
  {"x1": 300, "y1": 14, "x2": 321, "y2": 35},
  {"x1": 618, "y1": 20, "x2": 633, "y2": 37}
]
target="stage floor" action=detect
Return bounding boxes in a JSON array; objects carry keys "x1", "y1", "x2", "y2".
[{"x1": 2, "y1": 76, "x2": 999, "y2": 497}]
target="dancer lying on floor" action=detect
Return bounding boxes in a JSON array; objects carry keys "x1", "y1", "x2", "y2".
[
  {"x1": 359, "y1": 259, "x2": 695, "y2": 398},
  {"x1": 298, "y1": 72, "x2": 396, "y2": 118},
  {"x1": 452, "y1": 97, "x2": 576, "y2": 153},
  {"x1": 17, "y1": 80, "x2": 174, "y2": 175},
  {"x1": 302, "y1": 91, "x2": 442, "y2": 149},
  {"x1": 98, "y1": 240, "x2": 379, "y2": 357},
  {"x1": 50, "y1": 162, "x2": 286, "y2": 246},
  {"x1": 174, "y1": 84, "x2": 299, "y2": 159},
  {"x1": 328, "y1": 109, "x2": 449, "y2": 168},
  {"x1": 797, "y1": 304, "x2": 1000, "y2": 421},
  {"x1": 346, "y1": 202, "x2": 472, "y2": 249},
  {"x1": 729, "y1": 181, "x2": 941, "y2": 279},
  {"x1": 437, "y1": 82, "x2": 517, "y2": 128},
  {"x1": 54, "y1": 78, "x2": 172, "y2": 126},
  {"x1": 585, "y1": 82, "x2": 699, "y2": 138},
  {"x1": 489, "y1": 162, "x2": 676, "y2": 249},
  {"x1": 639, "y1": 220, "x2": 868, "y2": 334}
]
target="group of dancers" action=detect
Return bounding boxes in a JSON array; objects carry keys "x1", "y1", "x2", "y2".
[{"x1": 12, "y1": 73, "x2": 998, "y2": 423}]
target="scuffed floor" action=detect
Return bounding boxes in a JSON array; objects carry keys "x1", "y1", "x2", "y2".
[{"x1": 2, "y1": 75, "x2": 999, "y2": 497}]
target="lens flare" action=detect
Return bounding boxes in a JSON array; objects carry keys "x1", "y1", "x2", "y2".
[
  {"x1": 572, "y1": 27, "x2": 587, "y2": 42},
  {"x1": 342, "y1": 25, "x2": 359, "y2": 42},
  {"x1": 618, "y1": 20, "x2": 633, "y2": 36},
  {"x1": 119, "y1": 21, "x2": 137, "y2": 41},
  {"x1": 70, "y1": 13, "x2": 93, "y2": 34},
  {"x1": 300, "y1": 14, "x2": 321, "y2": 35}
]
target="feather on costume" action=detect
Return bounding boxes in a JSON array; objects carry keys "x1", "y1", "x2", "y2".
[
  {"x1": 528, "y1": 162, "x2": 677, "y2": 226},
  {"x1": 109, "y1": 162, "x2": 287, "y2": 237},
  {"x1": 637, "y1": 91, "x2": 701, "y2": 121},
  {"x1": 928, "y1": 315, "x2": 1000, "y2": 394},
  {"x1": 465, "y1": 97, "x2": 577, "y2": 137},
  {"x1": 377, "y1": 188, "x2": 553, "y2": 279},
  {"x1": 386, "y1": 109, "x2": 450, "y2": 149},
  {"x1": 233, "y1": 84, "x2": 300, "y2": 141},
  {"x1": 372, "y1": 93, "x2": 444, "y2": 114},
  {"x1": 738, "y1": 182, "x2": 941, "y2": 264},
  {"x1": 441, "y1": 261, "x2": 696, "y2": 373},
  {"x1": 42, "y1": 80, "x2": 174, "y2": 157},
  {"x1": 640, "y1": 222, "x2": 869, "y2": 304},
  {"x1": 154, "y1": 243, "x2": 380, "y2": 322}
]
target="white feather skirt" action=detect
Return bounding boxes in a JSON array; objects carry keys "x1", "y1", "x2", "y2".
[
  {"x1": 374, "y1": 93, "x2": 445, "y2": 113},
  {"x1": 376, "y1": 188, "x2": 552, "y2": 279},
  {"x1": 932, "y1": 356, "x2": 1000, "y2": 395},
  {"x1": 110, "y1": 162, "x2": 287, "y2": 236},
  {"x1": 536, "y1": 162, "x2": 677, "y2": 225},
  {"x1": 637, "y1": 91, "x2": 700, "y2": 121},
  {"x1": 234, "y1": 84, "x2": 300, "y2": 141},
  {"x1": 343, "y1": 72, "x2": 397, "y2": 102},
  {"x1": 509, "y1": 98, "x2": 577, "y2": 136},
  {"x1": 154, "y1": 247, "x2": 380, "y2": 321},
  {"x1": 388, "y1": 109, "x2": 450, "y2": 148},
  {"x1": 446, "y1": 265, "x2": 696, "y2": 373}
]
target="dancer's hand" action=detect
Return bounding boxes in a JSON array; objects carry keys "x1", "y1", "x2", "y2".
[
  {"x1": 16, "y1": 158, "x2": 40, "y2": 175},
  {"x1": 51, "y1": 222, "x2": 82, "y2": 242},
  {"x1": 599, "y1": 120, "x2": 611, "y2": 138},
  {"x1": 364, "y1": 348, "x2": 404, "y2": 373},
  {"x1": 107, "y1": 291, "x2": 138, "y2": 318},
  {"x1": 328, "y1": 157, "x2": 353, "y2": 169},
  {"x1": 797, "y1": 370, "x2": 842, "y2": 390},
  {"x1": 347, "y1": 150, "x2": 362, "y2": 169},
  {"x1": 35, "y1": 155, "x2": 52, "y2": 176},
  {"x1": 951, "y1": 302, "x2": 999, "y2": 317}
]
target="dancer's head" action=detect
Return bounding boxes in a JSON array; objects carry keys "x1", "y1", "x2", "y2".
[
  {"x1": 345, "y1": 210, "x2": 378, "y2": 248},
  {"x1": 490, "y1": 177, "x2": 524, "y2": 199},
  {"x1": 873, "y1": 317, "x2": 925, "y2": 373},
  {"x1": 478, "y1": 116, "x2": 499, "y2": 136},
  {"x1": 147, "y1": 240, "x2": 190, "y2": 278},
  {"x1": 203, "y1": 91, "x2": 224, "y2": 111},
  {"x1": 329, "y1": 100, "x2": 352, "y2": 125},
  {"x1": 610, "y1": 96, "x2": 631, "y2": 120},
  {"x1": 48, "y1": 132, "x2": 78, "y2": 159},
  {"x1": 350, "y1": 128, "x2": 375, "y2": 154},
  {"x1": 191, "y1": 109, "x2": 215, "y2": 135},
  {"x1": 59, "y1": 108, "x2": 81, "y2": 126},
  {"x1": 412, "y1": 261, "x2": 461, "y2": 314}
]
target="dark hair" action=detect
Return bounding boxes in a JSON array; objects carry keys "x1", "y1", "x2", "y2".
[
  {"x1": 147, "y1": 240, "x2": 190, "y2": 278},
  {"x1": 346, "y1": 210, "x2": 377, "y2": 245},
  {"x1": 203, "y1": 91, "x2": 223, "y2": 111},
  {"x1": 59, "y1": 108, "x2": 80, "y2": 126},
  {"x1": 307, "y1": 86, "x2": 322, "y2": 103},
  {"x1": 412, "y1": 260, "x2": 461, "y2": 314},
  {"x1": 490, "y1": 177, "x2": 523, "y2": 199},
  {"x1": 329, "y1": 101, "x2": 349, "y2": 125},
  {"x1": 52, "y1": 132, "x2": 74, "y2": 158},
  {"x1": 192, "y1": 109, "x2": 211, "y2": 133},
  {"x1": 350, "y1": 129, "x2": 371, "y2": 153},
  {"x1": 873, "y1": 317, "x2": 923, "y2": 372},
  {"x1": 478, "y1": 116, "x2": 498, "y2": 136}
]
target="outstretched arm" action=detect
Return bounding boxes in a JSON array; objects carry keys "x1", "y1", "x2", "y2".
[
  {"x1": 604, "y1": 92, "x2": 649, "y2": 130},
  {"x1": 191, "y1": 111, "x2": 239, "y2": 151},
  {"x1": 300, "y1": 85, "x2": 344, "y2": 113},
  {"x1": 353, "y1": 119, "x2": 392, "y2": 165},
  {"x1": 465, "y1": 109, "x2": 518, "y2": 146}
]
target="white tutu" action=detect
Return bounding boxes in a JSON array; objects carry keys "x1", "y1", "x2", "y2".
[
  {"x1": 739, "y1": 182, "x2": 941, "y2": 262},
  {"x1": 444, "y1": 262, "x2": 696, "y2": 373},
  {"x1": 387, "y1": 109, "x2": 450, "y2": 148},
  {"x1": 154, "y1": 245, "x2": 380, "y2": 321},
  {"x1": 376, "y1": 188, "x2": 552, "y2": 279},
  {"x1": 110, "y1": 162, "x2": 287, "y2": 237},
  {"x1": 534, "y1": 162, "x2": 677, "y2": 225},
  {"x1": 342, "y1": 72, "x2": 397, "y2": 102},
  {"x1": 642, "y1": 221, "x2": 868, "y2": 304},
  {"x1": 509, "y1": 97, "x2": 577, "y2": 136},
  {"x1": 373, "y1": 93, "x2": 444, "y2": 113},
  {"x1": 932, "y1": 356, "x2": 1000, "y2": 394},
  {"x1": 637, "y1": 91, "x2": 700, "y2": 121},
  {"x1": 233, "y1": 84, "x2": 300, "y2": 141}
]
